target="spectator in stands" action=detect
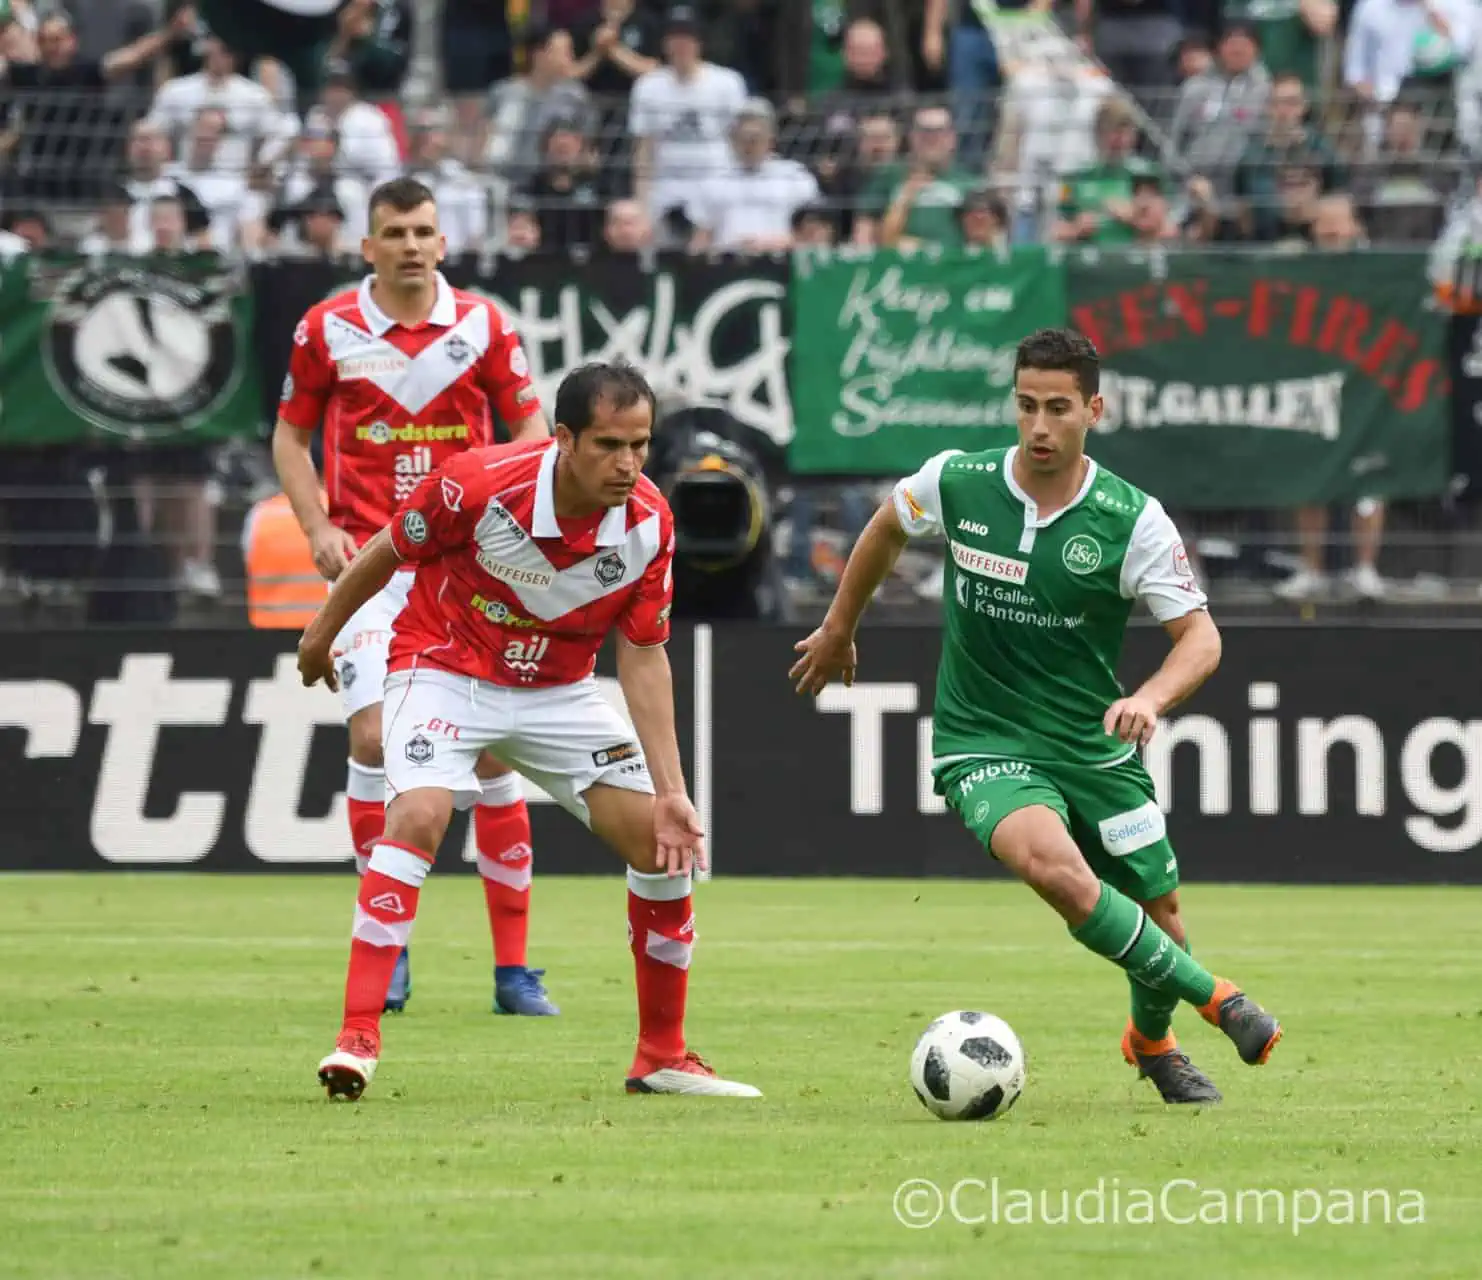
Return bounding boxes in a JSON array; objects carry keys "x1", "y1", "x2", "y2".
[
  {"x1": 267, "y1": 181, "x2": 349, "y2": 258},
  {"x1": 1220, "y1": 0, "x2": 1337, "y2": 92},
  {"x1": 807, "y1": 17, "x2": 906, "y2": 139},
  {"x1": 686, "y1": 98, "x2": 821, "y2": 251},
  {"x1": 1173, "y1": 32, "x2": 1212, "y2": 83},
  {"x1": 768, "y1": 0, "x2": 910, "y2": 105},
  {"x1": 79, "y1": 183, "x2": 142, "y2": 254},
  {"x1": 820, "y1": 107, "x2": 899, "y2": 241},
  {"x1": 854, "y1": 103, "x2": 976, "y2": 247},
  {"x1": 0, "y1": 10, "x2": 191, "y2": 206},
  {"x1": 1310, "y1": 190, "x2": 1368, "y2": 247},
  {"x1": 1354, "y1": 97, "x2": 1453, "y2": 242},
  {"x1": 1233, "y1": 71, "x2": 1343, "y2": 240},
  {"x1": 924, "y1": 0, "x2": 1036, "y2": 166},
  {"x1": 147, "y1": 32, "x2": 298, "y2": 177},
  {"x1": 167, "y1": 108, "x2": 250, "y2": 250},
  {"x1": 5, "y1": 208, "x2": 49, "y2": 250},
  {"x1": 1344, "y1": 0, "x2": 1474, "y2": 148},
  {"x1": 991, "y1": 30, "x2": 1118, "y2": 231},
  {"x1": 150, "y1": 193, "x2": 194, "y2": 252},
  {"x1": 524, "y1": 113, "x2": 614, "y2": 253},
  {"x1": 1170, "y1": 22, "x2": 1271, "y2": 197},
  {"x1": 603, "y1": 196, "x2": 654, "y2": 251},
  {"x1": 573, "y1": 0, "x2": 661, "y2": 105},
  {"x1": 441, "y1": 0, "x2": 516, "y2": 165},
  {"x1": 486, "y1": 26, "x2": 592, "y2": 183},
  {"x1": 1052, "y1": 98, "x2": 1163, "y2": 243},
  {"x1": 404, "y1": 105, "x2": 489, "y2": 257},
  {"x1": 503, "y1": 196, "x2": 544, "y2": 255},
  {"x1": 121, "y1": 119, "x2": 213, "y2": 249},
  {"x1": 244, "y1": 118, "x2": 369, "y2": 249},
  {"x1": 794, "y1": 201, "x2": 837, "y2": 244},
  {"x1": 323, "y1": 0, "x2": 413, "y2": 101},
  {"x1": 629, "y1": 6, "x2": 748, "y2": 243},
  {"x1": 1075, "y1": 0, "x2": 1183, "y2": 107},
  {"x1": 959, "y1": 183, "x2": 1010, "y2": 249},
  {"x1": 309, "y1": 59, "x2": 401, "y2": 189},
  {"x1": 1126, "y1": 172, "x2": 1183, "y2": 242}
]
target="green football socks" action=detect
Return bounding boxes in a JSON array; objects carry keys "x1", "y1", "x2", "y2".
[
  {"x1": 1071, "y1": 883, "x2": 1216, "y2": 1008},
  {"x1": 1129, "y1": 936, "x2": 1190, "y2": 1040}
]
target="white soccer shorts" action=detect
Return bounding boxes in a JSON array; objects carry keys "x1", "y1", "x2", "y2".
[
  {"x1": 331, "y1": 569, "x2": 414, "y2": 720},
  {"x1": 381, "y1": 666, "x2": 655, "y2": 825}
]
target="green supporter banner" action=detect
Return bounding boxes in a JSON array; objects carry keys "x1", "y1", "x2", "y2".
[
  {"x1": 0, "y1": 254, "x2": 260, "y2": 448},
  {"x1": 1068, "y1": 252, "x2": 1451, "y2": 508},
  {"x1": 788, "y1": 248, "x2": 1065, "y2": 473}
]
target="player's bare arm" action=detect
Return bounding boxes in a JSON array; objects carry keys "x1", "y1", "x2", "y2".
[
  {"x1": 1104, "y1": 609, "x2": 1223, "y2": 746},
  {"x1": 271, "y1": 418, "x2": 359, "y2": 580},
  {"x1": 790, "y1": 500, "x2": 909, "y2": 695},
  {"x1": 508, "y1": 406, "x2": 552, "y2": 442},
  {"x1": 616, "y1": 636, "x2": 706, "y2": 876},
  {"x1": 297, "y1": 527, "x2": 401, "y2": 692}
]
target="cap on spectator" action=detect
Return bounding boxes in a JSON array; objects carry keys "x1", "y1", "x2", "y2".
[
  {"x1": 665, "y1": 5, "x2": 702, "y2": 35},
  {"x1": 300, "y1": 183, "x2": 345, "y2": 221}
]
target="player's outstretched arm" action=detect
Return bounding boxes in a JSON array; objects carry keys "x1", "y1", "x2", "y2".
[
  {"x1": 296, "y1": 527, "x2": 402, "y2": 692},
  {"x1": 790, "y1": 500, "x2": 909, "y2": 695},
  {"x1": 616, "y1": 637, "x2": 705, "y2": 875}
]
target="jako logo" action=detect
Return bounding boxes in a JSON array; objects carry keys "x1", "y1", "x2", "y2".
[
  {"x1": 956, "y1": 519, "x2": 989, "y2": 536},
  {"x1": 369, "y1": 892, "x2": 405, "y2": 915}
]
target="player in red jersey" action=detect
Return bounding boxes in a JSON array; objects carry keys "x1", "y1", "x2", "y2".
[
  {"x1": 271, "y1": 177, "x2": 559, "y2": 1018},
  {"x1": 296, "y1": 361, "x2": 761, "y2": 1100}
]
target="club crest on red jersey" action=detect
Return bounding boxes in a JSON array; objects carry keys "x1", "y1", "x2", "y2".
[{"x1": 594, "y1": 551, "x2": 626, "y2": 587}]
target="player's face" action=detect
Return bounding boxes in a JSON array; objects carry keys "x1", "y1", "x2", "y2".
[
  {"x1": 363, "y1": 201, "x2": 445, "y2": 292},
  {"x1": 558, "y1": 397, "x2": 653, "y2": 508},
  {"x1": 1014, "y1": 367, "x2": 1103, "y2": 474}
]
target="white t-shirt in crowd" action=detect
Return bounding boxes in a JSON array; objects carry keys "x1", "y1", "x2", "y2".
[
  {"x1": 685, "y1": 156, "x2": 819, "y2": 247},
  {"x1": 629, "y1": 63, "x2": 747, "y2": 216}
]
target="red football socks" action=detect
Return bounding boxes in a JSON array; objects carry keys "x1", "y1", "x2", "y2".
[
  {"x1": 345, "y1": 761, "x2": 385, "y2": 875},
  {"x1": 342, "y1": 840, "x2": 430, "y2": 1038},
  {"x1": 627, "y1": 869, "x2": 693, "y2": 1066},
  {"x1": 474, "y1": 775, "x2": 533, "y2": 968}
]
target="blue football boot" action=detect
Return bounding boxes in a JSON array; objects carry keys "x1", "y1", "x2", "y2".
[
  {"x1": 383, "y1": 947, "x2": 411, "y2": 1013},
  {"x1": 493, "y1": 965, "x2": 559, "y2": 1016}
]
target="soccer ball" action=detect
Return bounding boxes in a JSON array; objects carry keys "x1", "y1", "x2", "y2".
[{"x1": 909, "y1": 1011, "x2": 1026, "y2": 1121}]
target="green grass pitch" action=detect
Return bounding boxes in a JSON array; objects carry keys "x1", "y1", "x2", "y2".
[{"x1": 2, "y1": 875, "x2": 1479, "y2": 1279}]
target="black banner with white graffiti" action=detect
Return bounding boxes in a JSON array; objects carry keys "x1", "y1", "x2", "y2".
[
  {"x1": 1, "y1": 625, "x2": 1478, "y2": 880},
  {"x1": 251, "y1": 252, "x2": 793, "y2": 446}
]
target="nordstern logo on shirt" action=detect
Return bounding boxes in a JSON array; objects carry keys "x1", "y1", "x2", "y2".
[{"x1": 950, "y1": 540, "x2": 1029, "y2": 585}]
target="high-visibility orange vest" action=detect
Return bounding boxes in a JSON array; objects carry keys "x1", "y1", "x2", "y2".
[{"x1": 244, "y1": 492, "x2": 325, "y2": 630}]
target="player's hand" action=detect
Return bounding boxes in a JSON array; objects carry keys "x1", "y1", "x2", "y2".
[
  {"x1": 653, "y1": 792, "x2": 707, "y2": 877},
  {"x1": 1104, "y1": 695, "x2": 1160, "y2": 746},
  {"x1": 790, "y1": 625, "x2": 857, "y2": 695},
  {"x1": 298, "y1": 640, "x2": 341, "y2": 693},
  {"x1": 310, "y1": 524, "x2": 359, "y2": 582}
]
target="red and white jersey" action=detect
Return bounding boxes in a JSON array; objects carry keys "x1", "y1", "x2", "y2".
[
  {"x1": 277, "y1": 271, "x2": 541, "y2": 547},
  {"x1": 387, "y1": 439, "x2": 675, "y2": 688}
]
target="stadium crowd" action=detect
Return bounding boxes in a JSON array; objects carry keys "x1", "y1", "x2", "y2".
[
  {"x1": 0, "y1": 0, "x2": 1475, "y2": 257},
  {"x1": 0, "y1": 0, "x2": 1479, "y2": 621}
]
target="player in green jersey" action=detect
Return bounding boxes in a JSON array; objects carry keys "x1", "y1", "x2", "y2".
[{"x1": 792, "y1": 328, "x2": 1282, "y2": 1105}]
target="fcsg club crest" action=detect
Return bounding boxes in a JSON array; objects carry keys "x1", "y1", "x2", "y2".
[
  {"x1": 593, "y1": 551, "x2": 625, "y2": 587},
  {"x1": 41, "y1": 260, "x2": 242, "y2": 440}
]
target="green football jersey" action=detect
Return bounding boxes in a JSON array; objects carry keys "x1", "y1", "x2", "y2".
[{"x1": 892, "y1": 446, "x2": 1206, "y2": 771}]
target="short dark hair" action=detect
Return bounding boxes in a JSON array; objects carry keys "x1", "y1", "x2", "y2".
[
  {"x1": 1014, "y1": 328, "x2": 1100, "y2": 399},
  {"x1": 554, "y1": 361, "x2": 657, "y2": 438},
  {"x1": 367, "y1": 177, "x2": 436, "y2": 231}
]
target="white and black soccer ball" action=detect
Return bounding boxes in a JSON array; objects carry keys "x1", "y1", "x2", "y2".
[{"x1": 910, "y1": 1011, "x2": 1026, "y2": 1121}]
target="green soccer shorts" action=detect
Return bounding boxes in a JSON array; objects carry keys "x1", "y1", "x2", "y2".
[{"x1": 939, "y1": 754, "x2": 1179, "y2": 902}]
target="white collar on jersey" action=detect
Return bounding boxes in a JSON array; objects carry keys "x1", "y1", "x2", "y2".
[
  {"x1": 1002, "y1": 445, "x2": 1099, "y2": 528},
  {"x1": 532, "y1": 441, "x2": 631, "y2": 546},
  {"x1": 356, "y1": 270, "x2": 457, "y2": 336}
]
